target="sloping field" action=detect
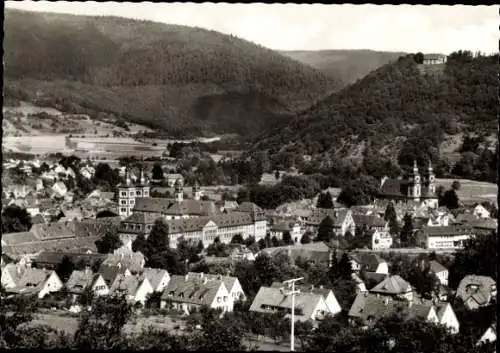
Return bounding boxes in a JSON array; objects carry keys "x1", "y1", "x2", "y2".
[
  {"x1": 436, "y1": 178, "x2": 497, "y2": 204},
  {"x1": 3, "y1": 135, "x2": 73, "y2": 154}
]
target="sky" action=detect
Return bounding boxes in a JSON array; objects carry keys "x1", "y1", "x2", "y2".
[{"x1": 5, "y1": 2, "x2": 499, "y2": 54}]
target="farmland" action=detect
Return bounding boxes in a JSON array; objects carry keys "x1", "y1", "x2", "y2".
[{"x1": 436, "y1": 178, "x2": 498, "y2": 204}]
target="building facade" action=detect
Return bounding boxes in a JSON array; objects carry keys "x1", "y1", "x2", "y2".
[{"x1": 117, "y1": 168, "x2": 150, "y2": 217}]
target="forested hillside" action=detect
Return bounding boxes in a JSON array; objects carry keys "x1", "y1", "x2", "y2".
[
  {"x1": 252, "y1": 51, "x2": 498, "y2": 181},
  {"x1": 3, "y1": 9, "x2": 342, "y2": 137},
  {"x1": 281, "y1": 49, "x2": 405, "y2": 85}
]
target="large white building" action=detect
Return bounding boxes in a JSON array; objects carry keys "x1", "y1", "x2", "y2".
[
  {"x1": 416, "y1": 225, "x2": 474, "y2": 250},
  {"x1": 117, "y1": 178, "x2": 267, "y2": 248}
]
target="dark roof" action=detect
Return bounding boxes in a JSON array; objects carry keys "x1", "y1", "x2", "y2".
[
  {"x1": 99, "y1": 265, "x2": 130, "y2": 285},
  {"x1": 75, "y1": 217, "x2": 122, "y2": 238},
  {"x1": 352, "y1": 215, "x2": 387, "y2": 228},
  {"x1": 133, "y1": 198, "x2": 220, "y2": 216},
  {"x1": 165, "y1": 211, "x2": 255, "y2": 234},
  {"x1": 307, "y1": 208, "x2": 350, "y2": 227},
  {"x1": 2, "y1": 236, "x2": 101, "y2": 257},
  {"x1": 29, "y1": 222, "x2": 76, "y2": 240},
  {"x1": 32, "y1": 251, "x2": 107, "y2": 268},
  {"x1": 123, "y1": 212, "x2": 161, "y2": 225},
  {"x1": 379, "y1": 178, "x2": 436, "y2": 199},
  {"x1": 428, "y1": 260, "x2": 448, "y2": 274},
  {"x1": 350, "y1": 253, "x2": 387, "y2": 272},
  {"x1": 419, "y1": 225, "x2": 474, "y2": 237},
  {"x1": 161, "y1": 274, "x2": 226, "y2": 306},
  {"x1": 456, "y1": 275, "x2": 496, "y2": 306},
  {"x1": 31, "y1": 214, "x2": 46, "y2": 225},
  {"x1": 371, "y1": 275, "x2": 412, "y2": 295}
]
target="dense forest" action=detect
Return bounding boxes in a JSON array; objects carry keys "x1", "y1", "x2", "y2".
[
  {"x1": 281, "y1": 49, "x2": 406, "y2": 84},
  {"x1": 4, "y1": 9, "x2": 344, "y2": 137},
  {"x1": 252, "y1": 51, "x2": 498, "y2": 179}
]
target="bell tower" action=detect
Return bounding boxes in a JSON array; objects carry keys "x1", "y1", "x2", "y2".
[
  {"x1": 118, "y1": 168, "x2": 136, "y2": 217},
  {"x1": 407, "y1": 160, "x2": 421, "y2": 201},
  {"x1": 427, "y1": 160, "x2": 435, "y2": 194},
  {"x1": 192, "y1": 180, "x2": 201, "y2": 201},
  {"x1": 174, "y1": 178, "x2": 184, "y2": 202}
]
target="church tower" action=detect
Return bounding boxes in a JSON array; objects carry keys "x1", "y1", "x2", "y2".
[
  {"x1": 426, "y1": 160, "x2": 436, "y2": 194},
  {"x1": 174, "y1": 178, "x2": 184, "y2": 202},
  {"x1": 118, "y1": 168, "x2": 136, "y2": 217},
  {"x1": 407, "y1": 160, "x2": 421, "y2": 201},
  {"x1": 192, "y1": 180, "x2": 201, "y2": 201}
]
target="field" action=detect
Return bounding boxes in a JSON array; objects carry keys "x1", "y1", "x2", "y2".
[
  {"x1": 31, "y1": 311, "x2": 289, "y2": 351},
  {"x1": 436, "y1": 178, "x2": 497, "y2": 204}
]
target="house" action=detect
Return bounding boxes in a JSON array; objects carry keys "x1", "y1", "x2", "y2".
[
  {"x1": 1, "y1": 263, "x2": 26, "y2": 289},
  {"x1": 351, "y1": 273, "x2": 368, "y2": 294},
  {"x1": 100, "y1": 249, "x2": 146, "y2": 274},
  {"x1": 271, "y1": 282, "x2": 342, "y2": 317},
  {"x1": 416, "y1": 225, "x2": 474, "y2": 250},
  {"x1": 348, "y1": 292, "x2": 438, "y2": 327},
  {"x1": 377, "y1": 161, "x2": 438, "y2": 208},
  {"x1": 6, "y1": 268, "x2": 63, "y2": 299},
  {"x1": 435, "y1": 302, "x2": 460, "y2": 334},
  {"x1": 370, "y1": 275, "x2": 413, "y2": 301},
  {"x1": 31, "y1": 251, "x2": 107, "y2": 270},
  {"x1": 99, "y1": 265, "x2": 132, "y2": 286},
  {"x1": 187, "y1": 272, "x2": 246, "y2": 302},
  {"x1": 370, "y1": 229, "x2": 393, "y2": 250},
  {"x1": 249, "y1": 286, "x2": 332, "y2": 322},
  {"x1": 161, "y1": 274, "x2": 233, "y2": 314},
  {"x1": 473, "y1": 204, "x2": 491, "y2": 219},
  {"x1": 66, "y1": 268, "x2": 109, "y2": 298},
  {"x1": 140, "y1": 268, "x2": 171, "y2": 292},
  {"x1": 456, "y1": 275, "x2": 497, "y2": 310},
  {"x1": 352, "y1": 214, "x2": 388, "y2": 233},
  {"x1": 305, "y1": 208, "x2": 356, "y2": 237},
  {"x1": 109, "y1": 273, "x2": 154, "y2": 305},
  {"x1": 428, "y1": 260, "x2": 449, "y2": 286},
  {"x1": 269, "y1": 221, "x2": 303, "y2": 244},
  {"x1": 423, "y1": 53, "x2": 447, "y2": 65},
  {"x1": 477, "y1": 323, "x2": 497, "y2": 346},
  {"x1": 52, "y1": 181, "x2": 68, "y2": 198},
  {"x1": 361, "y1": 271, "x2": 389, "y2": 291},
  {"x1": 349, "y1": 253, "x2": 389, "y2": 275}
]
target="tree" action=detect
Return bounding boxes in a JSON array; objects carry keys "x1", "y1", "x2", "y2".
[
  {"x1": 151, "y1": 163, "x2": 164, "y2": 180},
  {"x1": 1, "y1": 205, "x2": 32, "y2": 233},
  {"x1": 440, "y1": 189, "x2": 460, "y2": 209},
  {"x1": 316, "y1": 192, "x2": 334, "y2": 209},
  {"x1": 414, "y1": 52, "x2": 424, "y2": 64},
  {"x1": 274, "y1": 170, "x2": 280, "y2": 180},
  {"x1": 451, "y1": 180, "x2": 461, "y2": 191},
  {"x1": 230, "y1": 234, "x2": 244, "y2": 244},
  {"x1": 282, "y1": 231, "x2": 294, "y2": 245},
  {"x1": 337, "y1": 176, "x2": 378, "y2": 207},
  {"x1": 300, "y1": 231, "x2": 312, "y2": 244},
  {"x1": 317, "y1": 217, "x2": 335, "y2": 242},
  {"x1": 56, "y1": 256, "x2": 75, "y2": 283},
  {"x1": 145, "y1": 219, "x2": 170, "y2": 255},
  {"x1": 95, "y1": 231, "x2": 123, "y2": 254},
  {"x1": 271, "y1": 236, "x2": 281, "y2": 247},
  {"x1": 333, "y1": 253, "x2": 353, "y2": 280},
  {"x1": 400, "y1": 213, "x2": 414, "y2": 247},
  {"x1": 131, "y1": 233, "x2": 148, "y2": 254}
]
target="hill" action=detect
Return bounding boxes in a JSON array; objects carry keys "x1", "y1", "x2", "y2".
[
  {"x1": 252, "y1": 51, "x2": 498, "y2": 180},
  {"x1": 3, "y1": 9, "x2": 343, "y2": 138},
  {"x1": 281, "y1": 49, "x2": 406, "y2": 85}
]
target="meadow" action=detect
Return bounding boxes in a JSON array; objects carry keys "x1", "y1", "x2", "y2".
[{"x1": 436, "y1": 178, "x2": 498, "y2": 204}]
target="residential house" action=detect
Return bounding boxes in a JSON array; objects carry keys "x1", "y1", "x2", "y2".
[
  {"x1": 348, "y1": 292, "x2": 438, "y2": 327},
  {"x1": 349, "y1": 253, "x2": 389, "y2": 275},
  {"x1": 99, "y1": 265, "x2": 132, "y2": 286},
  {"x1": 428, "y1": 260, "x2": 449, "y2": 287},
  {"x1": 456, "y1": 275, "x2": 497, "y2": 310},
  {"x1": 361, "y1": 271, "x2": 390, "y2": 291},
  {"x1": 370, "y1": 275, "x2": 414, "y2": 301},
  {"x1": 66, "y1": 268, "x2": 109, "y2": 299},
  {"x1": 305, "y1": 208, "x2": 355, "y2": 237},
  {"x1": 351, "y1": 273, "x2": 368, "y2": 294},
  {"x1": 1, "y1": 263, "x2": 27, "y2": 289},
  {"x1": 370, "y1": 229, "x2": 393, "y2": 250},
  {"x1": 271, "y1": 282, "x2": 342, "y2": 317},
  {"x1": 75, "y1": 216, "x2": 122, "y2": 238},
  {"x1": 416, "y1": 225, "x2": 474, "y2": 250},
  {"x1": 109, "y1": 273, "x2": 154, "y2": 305},
  {"x1": 6, "y1": 268, "x2": 63, "y2": 299},
  {"x1": 435, "y1": 302, "x2": 460, "y2": 334},
  {"x1": 352, "y1": 214, "x2": 388, "y2": 233},
  {"x1": 31, "y1": 251, "x2": 107, "y2": 271},
  {"x1": 269, "y1": 221, "x2": 303, "y2": 244},
  {"x1": 228, "y1": 245, "x2": 256, "y2": 262},
  {"x1": 477, "y1": 323, "x2": 497, "y2": 346},
  {"x1": 188, "y1": 272, "x2": 246, "y2": 302},
  {"x1": 161, "y1": 274, "x2": 233, "y2": 314},
  {"x1": 118, "y1": 212, "x2": 160, "y2": 247},
  {"x1": 140, "y1": 268, "x2": 171, "y2": 292},
  {"x1": 101, "y1": 248, "x2": 146, "y2": 274},
  {"x1": 250, "y1": 285, "x2": 334, "y2": 322}
]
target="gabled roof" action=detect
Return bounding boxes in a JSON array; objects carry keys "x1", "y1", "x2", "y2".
[
  {"x1": 307, "y1": 208, "x2": 350, "y2": 227},
  {"x1": 420, "y1": 225, "x2": 474, "y2": 237},
  {"x1": 110, "y1": 274, "x2": 142, "y2": 296},
  {"x1": 8, "y1": 268, "x2": 54, "y2": 294},
  {"x1": 140, "y1": 268, "x2": 169, "y2": 290},
  {"x1": 2, "y1": 231, "x2": 39, "y2": 246},
  {"x1": 99, "y1": 265, "x2": 129, "y2": 285},
  {"x1": 187, "y1": 272, "x2": 239, "y2": 295},
  {"x1": 429, "y1": 260, "x2": 448, "y2": 274},
  {"x1": 249, "y1": 286, "x2": 324, "y2": 320},
  {"x1": 350, "y1": 253, "x2": 387, "y2": 272},
  {"x1": 123, "y1": 212, "x2": 161, "y2": 225},
  {"x1": 371, "y1": 275, "x2": 412, "y2": 295},
  {"x1": 32, "y1": 251, "x2": 107, "y2": 268},
  {"x1": 75, "y1": 217, "x2": 122, "y2": 238},
  {"x1": 161, "y1": 274, "x2": 226, "y2": 306},
  {"x1": 2, "y1": 263, "x2": 25, "y2": 284},
  {"x1": 133, "y1": 198, "x2": 220, "y2": 216},
  {"x1": 352, "y1": 214, "x2": 387, "y2": 228},
  {"x1": 2, "y1": 236, "x2": 100, "y2": 257},
  {"x1": 456, "y1": 275, "x2": 496, "y2": 306},
  {"x1": 66, "y1": 269, "x2": 98, "y2": 294},
  {"x1": 270, "y1": 282, "x2": 332, "y2": 298},
  {"x1": 102, "y1": 250, "x2": 145, "y2": 274},
  {"x1": 29, "y1": 222, "x2": 75, "y2": 240},
  {"x1": 348, "y1": 292, "x2": 432, "y2": 323}
]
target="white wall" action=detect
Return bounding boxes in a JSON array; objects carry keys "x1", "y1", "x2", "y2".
[
  {"x1": 376, "y1": 263, "x2": 389, "y2": 275},
  {"x1": 209, "y1": 283, "x2": 233, "y2": 312},
  {"x1": 91, "y1": 275, "x2": 110, "y2": 296},
  {"x1": 134, "y1": 279, "x2": 154, "y2": 305},
  {"x1": 427, "y1": 234, "x2": 471, "y2": 250},
  {"x1": 324, "y1": 292, "x2": 342, "y2": 316},
  {"x1": 439, "y1": 304, "x2": 459, "y2": 334},
  {"x1": 39, "y1": 272, "x2": 63, "y2": 299}
]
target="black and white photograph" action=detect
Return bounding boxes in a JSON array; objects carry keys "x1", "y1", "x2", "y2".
[{"x1": 1, "y1": 2, "x2": 498, "y2": 351}]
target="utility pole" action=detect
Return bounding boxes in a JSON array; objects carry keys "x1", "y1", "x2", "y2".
[{"x1": 281, "y1": 277, "x2": 303, "y2": 352}]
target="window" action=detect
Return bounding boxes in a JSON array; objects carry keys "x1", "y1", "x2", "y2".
[
  {"x1": 217, "y1": 297, "x2": 221, "y2": 303},
  {"x1": 121, "y1": 200, "x2": 127, "y2": 205},
  {"x1": 223, "y1": 296, "x2": 227, "y2": 302},
  {"x1": 120, "y1": 191, "x2": 127, "y2": 197},
  {"x1": 136, "y1": 191, "x2": 142, "y2": 196},
  {"x1": 130, "y1": 199, "x2": 135, "y2": 204},
  {"x1": 121, "y1": 208, "x2": 127, "y2": 213}
]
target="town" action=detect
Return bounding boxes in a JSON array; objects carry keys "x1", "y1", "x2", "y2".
[
  {"x1": 1, "y1": 147, "x2": 497, "y2": 351},
  {"x1": 2, "y1": 3, "x2": 498, "y2": 352}
]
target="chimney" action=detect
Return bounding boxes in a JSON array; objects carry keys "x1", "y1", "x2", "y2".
[{"x1": 185, "y1": 274, "x2": 189, "y2": 281}]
